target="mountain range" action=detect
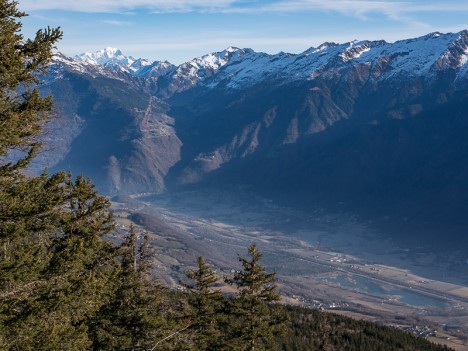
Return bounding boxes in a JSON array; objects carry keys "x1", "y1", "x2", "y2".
[{"x1": 35, "y1": 30, "x2": 468, "y2": 251}]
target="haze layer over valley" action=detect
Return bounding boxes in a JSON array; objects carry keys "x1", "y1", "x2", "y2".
[{"x1": 111, "y1": 188, "x2": 468, "y2": 349}]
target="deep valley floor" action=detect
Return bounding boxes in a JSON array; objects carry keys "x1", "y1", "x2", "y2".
[{"x1": 110, "y1": 188, "x2": 468, "y2": 350}]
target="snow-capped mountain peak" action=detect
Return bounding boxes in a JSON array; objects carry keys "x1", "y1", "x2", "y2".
[
  {"x1": 75, "y1": 47, "x2": 134, "y2": 67},
  {"x1": 186, "y1": 46, "x2": 244, "y2": 71},
  {"x1": 56, "y1": 30, "x2": 468, "y2": 93},
  {"x1": 73, "y1": 48, "x2": 175, "y2": 77},
  {"x1": 196, "y1": 30, "x2": 468, "y2": 89}
]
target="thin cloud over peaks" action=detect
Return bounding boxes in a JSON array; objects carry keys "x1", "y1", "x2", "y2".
[
  {"x1": 19, "y1": 0, "x2": 468, "y2": 64},
  {"x1": 255, "y1": 0, "x2": 468, "y2": 17},
  {"x1": 102, "y1": 20, "x2": 133, "y2": 26}
]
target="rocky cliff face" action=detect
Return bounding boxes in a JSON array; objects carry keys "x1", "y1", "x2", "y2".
[
  {"x1": 39, "y1": 55, "x2": 181, "y2": 194},
  {"x1": 36, "y1": 30, "x2": 468, "y2": 249}
]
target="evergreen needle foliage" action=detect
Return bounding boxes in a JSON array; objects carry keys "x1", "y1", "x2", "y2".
[
  {"x1": 277, "y1": 305, "x2": 455, "y2": 351},
  {"x1": 0, "y1": 1, "x2": 118, "y2": 348},
  {"x1": 226, "y1": 243, "x2": 285, "y2": 351},
  {"x1": 0, "y1": 0, "x2": 62, "y2": 171},
  {"x1": 182, "y1": 256, "x2": 224, "y2": 350},
  {"x1": 89, "y1": 225, "x2": 165, "y2": 350}
]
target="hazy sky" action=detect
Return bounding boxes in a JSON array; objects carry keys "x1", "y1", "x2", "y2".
[{"x1": 19, "y1": 0, "x2": 468, "y2": 64}]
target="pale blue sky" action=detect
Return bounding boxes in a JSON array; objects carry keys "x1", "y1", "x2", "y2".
[{"x1": 19, "y1": 0, "x2": 468, "y2": 64}]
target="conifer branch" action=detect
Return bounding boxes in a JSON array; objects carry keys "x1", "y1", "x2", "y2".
[
  {"x1": 149, "y1": 320, "x2": 192, "y2": 351},
  {"x1": 0, "y1": 280, "x2": 45, "y2": 300}
]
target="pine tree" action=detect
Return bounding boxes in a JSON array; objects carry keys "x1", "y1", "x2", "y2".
[
  {"x1": 0, "y1": 0, "x2": 63, "y2": 301},
  {"x1": 0, "y1": 173, "x2": 119, "y2": 350},
  {"x1": 0, "y1": 2, "x2": 123, "y2": 349},
  {"x1": 226, "y1": 243, "x2": 284, "y2": 351},
  {"x1": 182, "y1": 256, "x2": 225, "y2": 351},
  {"x1": 90, "y1": 224, "x2": 166, "y2": 350},
  {"x1": 0, "y1": 0, "x2": 62, "y2": 171}
]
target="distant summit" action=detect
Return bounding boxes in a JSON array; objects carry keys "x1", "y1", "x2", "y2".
[
  {"x1": 75, "y1": 47, "x2": 135, "y2": 68},
  {"x1": 74, "y1": 47, "x2": 175, "y2": 77}
]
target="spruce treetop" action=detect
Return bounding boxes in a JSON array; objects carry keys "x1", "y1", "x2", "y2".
[{"x1": 0, "y1": 0, "x2": 62, "y2": 171}]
